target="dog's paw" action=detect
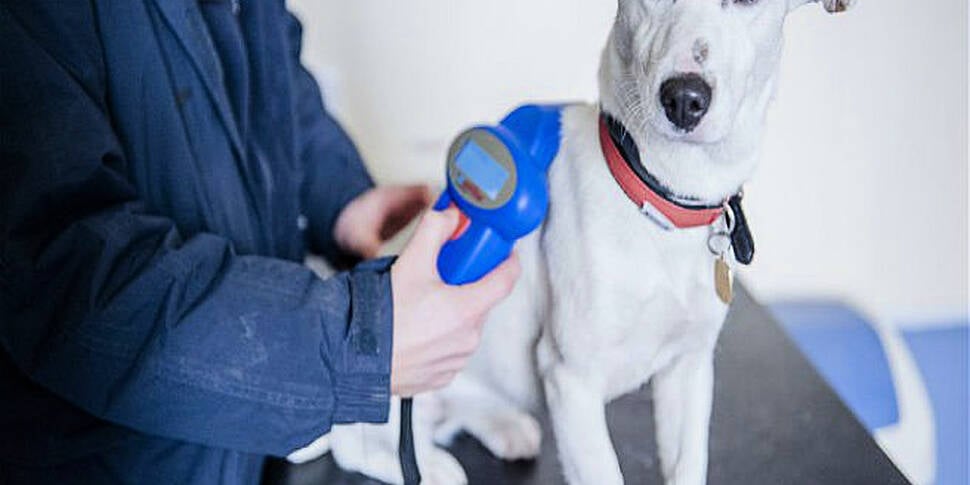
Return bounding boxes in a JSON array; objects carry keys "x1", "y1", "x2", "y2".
[
  {"x1": 420, "y1": 448, "x2": 468, "y2": 485},
  {"x1": 286, "y1": 434, "x2": 331, "y2": 464},
  {"x1": 468, "y1": 411, "x2": 542, "y2": 461},
  {"x1": 330, "y1": 429, "x2": 466, "y2": 485}
]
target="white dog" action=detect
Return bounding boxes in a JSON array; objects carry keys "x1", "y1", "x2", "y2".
[{"x1": 316, "y1": 0, "x2": 854, "y2": 483}]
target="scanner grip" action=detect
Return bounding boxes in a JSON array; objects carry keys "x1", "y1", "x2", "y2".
[
  {"x1": 437, "y1": 222, "x2": 512, "y2": 285},
  {"x1": 433, "y1": 191, "x2": 453, "y2": 212},
  {"x1": 433, "y1": 193, "x2": 512, "y2": 285}
]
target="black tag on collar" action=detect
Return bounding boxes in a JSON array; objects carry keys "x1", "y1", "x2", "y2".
[{"x1": 728, "y1": 194, "x2": 755, "y2": 265}]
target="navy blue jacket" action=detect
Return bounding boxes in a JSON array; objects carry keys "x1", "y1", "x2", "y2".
[{"x1": 0, "y1": 0, "x2": 393, "y2": 480}]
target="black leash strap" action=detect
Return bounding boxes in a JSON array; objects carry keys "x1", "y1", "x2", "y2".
[{"x1": 399, "y1": 397, "x2": 421, "y2": 485}]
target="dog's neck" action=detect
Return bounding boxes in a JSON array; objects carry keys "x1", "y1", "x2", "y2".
[{"x1": 596, "y1": 33, "x2": 777, "y2": 204}]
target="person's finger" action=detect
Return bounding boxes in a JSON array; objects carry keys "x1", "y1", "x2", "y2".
[
  {"x1": 437, "y1": 351, "x2": 476, "y2": 375},
  {"x1": 382, "y1": 184, "x2": 434, "y2": 209},
  {"x1": 430, "y1": 371, "x2": 459, "y2": 390},
  {"x1": 453, "y1": 252, "x2": 521, "y2": 315},
  {"x1": 430, "y1": 325, "x2": 484, "y2": 363},
  {"x1": 407, "y1": 207, "x2": 460, "y2": 270},
  {"x1": 379, "y1": 185, "x2": 435, "y2": 241},
  {"x1": 430, "y1": 352, "x2": 474, "y2": 373},
  {"x1": 378, "y1": 185, "x2": 432, "y2": 221},
  {"x1": 417, "y1": 185, "x2": 434, "y2": 206},
  {"x1": 357, "y1": 238, "x2": 383, "y2": 259}
]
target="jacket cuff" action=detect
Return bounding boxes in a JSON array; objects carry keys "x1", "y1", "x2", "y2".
[
  {"x1": 330, "y1": 257, "x2": 395, "y2": 424},
  {"x1": 331, "y1": 372, "x2": 391, "y2": 424}
]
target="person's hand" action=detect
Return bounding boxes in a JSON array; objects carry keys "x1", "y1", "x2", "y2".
[
  {"x1": 333, "y1": 185, "x2": 434, "y2": 259},
  {"x1": 390, "y1": 208, "x2": 521, "y2": 397}
]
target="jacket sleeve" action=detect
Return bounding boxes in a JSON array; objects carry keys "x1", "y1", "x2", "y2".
[
  {"x1": 0, "y1": 3, "x2": 392, "y2": 457},
  {"x1": 287, "y1": 12, "x2": 376, "y2": 268}
]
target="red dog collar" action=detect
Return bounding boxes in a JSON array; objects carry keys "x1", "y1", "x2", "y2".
[{"x1": 599, "y1": 114, "x2": 725, "y2": 230}]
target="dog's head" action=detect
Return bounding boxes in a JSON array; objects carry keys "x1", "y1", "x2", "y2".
[{"x1": 600, "y1": 0, "x2": 853, "y2": 201}]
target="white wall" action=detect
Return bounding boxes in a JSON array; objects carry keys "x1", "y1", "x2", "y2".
[{"x1": 289, "y1": 0, "x2": 968, "y2": 326}]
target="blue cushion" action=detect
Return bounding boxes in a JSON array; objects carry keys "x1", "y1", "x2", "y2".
[
  {"x1": 903, "y1": 324, "x2": 968, "y2": 485},
  {"x1": 770, "y1": 301, "x2": 899, "y2": 431}
]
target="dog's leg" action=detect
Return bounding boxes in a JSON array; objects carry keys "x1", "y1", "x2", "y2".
[
  {"x1": 435, "y1": 375, "x2": 542, "y2": 460},
  {"x1": 542, "y1": 361, "x2": 623, "y2": 485},
  {"x1": 651, "y1": 350, "x2": 714, "y2": 485},
  {"x1": 329, "y1": 395, "x2": 467, "y2": 485},
  {"x1": 286, "y1": 433, "x2": 331, "y2": 464}
]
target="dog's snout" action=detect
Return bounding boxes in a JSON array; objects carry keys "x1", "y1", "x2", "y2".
[{"x1": 659, "y1": 74, "x2": 712, "y2": 132}]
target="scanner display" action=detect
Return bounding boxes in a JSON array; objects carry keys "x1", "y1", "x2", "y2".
[{"x1": 454, "y1": 140, "x2": 509, "y2": 201}]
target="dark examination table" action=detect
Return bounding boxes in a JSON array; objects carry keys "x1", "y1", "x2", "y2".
[{"x1": 263, "y1": 286, "x2": 910, "y2": 485}]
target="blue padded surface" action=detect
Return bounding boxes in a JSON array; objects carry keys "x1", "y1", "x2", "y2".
[
  {"x1": 770, "y1": 301, "x2": 899, "y2": 431},
  {"x1": 903, "y1": 324, "x2": 968, "y2": 485}
]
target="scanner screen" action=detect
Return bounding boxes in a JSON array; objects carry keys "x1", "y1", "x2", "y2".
[{"x1": 454, "y1": 140, "x2": 509, "y2": 201}]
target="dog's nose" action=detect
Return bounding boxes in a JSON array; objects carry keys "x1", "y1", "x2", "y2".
[{"x1": 659, "y1": 74, "x2": 712, "y2": 132}]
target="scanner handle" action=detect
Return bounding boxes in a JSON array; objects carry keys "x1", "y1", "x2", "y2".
[{"x1": 433, "y1": 192, "x2": 512, "y2": 285}]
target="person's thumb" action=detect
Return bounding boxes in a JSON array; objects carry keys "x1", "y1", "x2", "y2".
[{"x1": 408, "y1": 207, "x2": 460, "y2": 268}]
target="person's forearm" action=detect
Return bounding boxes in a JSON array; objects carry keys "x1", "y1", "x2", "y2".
[{"x1": 1, "y1": 207, "x2": 394, "y2": 456}]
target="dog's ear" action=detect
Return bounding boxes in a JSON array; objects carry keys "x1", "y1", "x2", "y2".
[
  {"x1": 614, "y1": 0, "x2": 646, "y2": 64},
  {"x1": 789, "y1": 0, "x2": 855, "y2": 13}
]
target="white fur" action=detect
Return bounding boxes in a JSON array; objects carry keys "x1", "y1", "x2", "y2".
[{"x1": 318, "y1": 1, "x2": 853, "y2": 484}]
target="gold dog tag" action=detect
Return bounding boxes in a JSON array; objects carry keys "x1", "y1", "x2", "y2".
[{"x1": 714, "y1": 256, "x2": 733, "y2": 304}]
